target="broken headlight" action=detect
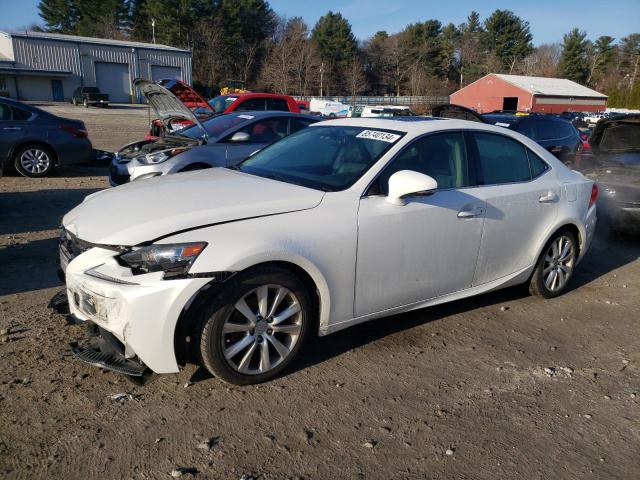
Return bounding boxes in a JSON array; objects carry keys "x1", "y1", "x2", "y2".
[{"x1": 119, "y1": 242, "x2": 207, "y2": 278}]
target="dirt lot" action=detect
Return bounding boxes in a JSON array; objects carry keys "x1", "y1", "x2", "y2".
[{"x1": 0, "y1": 104, "x2": 639, "y2": 479}]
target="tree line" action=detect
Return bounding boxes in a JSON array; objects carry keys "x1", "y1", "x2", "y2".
[{"x1": 37, "y1": 0, "x2": 640, "y2": 107}]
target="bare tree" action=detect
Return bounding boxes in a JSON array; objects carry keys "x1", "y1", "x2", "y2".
[{"x1": 345, "y1": 58, "x2": 368, "y2": 96}]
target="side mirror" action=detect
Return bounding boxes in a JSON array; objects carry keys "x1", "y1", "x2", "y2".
[
  {"x1": 229, "y1": 131, "x2": 250, "y2": 142},
  {"x1": 386, "y1": 170, "x2": 438, "y2": 206}
]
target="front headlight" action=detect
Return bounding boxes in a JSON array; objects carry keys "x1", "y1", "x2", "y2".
[
  {"x1": 119, "y1": 242, "x2": 207, "y2": 278},
  {"x1": 140, "y1": 150, "x2": 170, "y2": 164},
  {"x1": 139, "y1": 147, "x2": 189, "y2": 165}
]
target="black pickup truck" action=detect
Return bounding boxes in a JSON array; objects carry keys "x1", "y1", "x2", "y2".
[{"x1": 71, "y1": 87, "x2": 109, "y2": 108}]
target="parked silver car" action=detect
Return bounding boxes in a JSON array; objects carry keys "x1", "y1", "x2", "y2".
[{"x1": 109, "y1": 81, "x2": 317, "y2": 186}]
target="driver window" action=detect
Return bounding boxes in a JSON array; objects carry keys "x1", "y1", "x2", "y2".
[
  {"x1": 225, "y1": 118, "x2": 288, "y2": 143},
  {"x1": 370, "y1": 131, "x2": 472, "y2": 195}
]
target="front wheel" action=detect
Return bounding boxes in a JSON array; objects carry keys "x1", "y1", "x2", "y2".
[
  {"x1": 83, "y1": 98, "x2": 89, "y2": 108},
  {"x1": 196, "y1": 266, "x2": 312, "y2": 385},
  {"x1": 529, "y1": 230, "x2": 578, "y2": 298}
]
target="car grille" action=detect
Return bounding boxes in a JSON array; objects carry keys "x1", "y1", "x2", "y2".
[
  {"x1": 59, "y1": 229, "x2": 94, "y2": 261},
  {"x1": 109, "y1": 163, "x2": 130, "y2": 185}
]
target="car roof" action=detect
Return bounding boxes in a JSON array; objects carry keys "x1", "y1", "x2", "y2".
[
  {"x1": 228, "y1": 93, "x2": 294, "y2": 99},
  {"x1": 310, "y1": 116, "x2": 506, "y2": 134},
  {"x1": 223, "y1": 110, "x2": 316, "y2": 120}
]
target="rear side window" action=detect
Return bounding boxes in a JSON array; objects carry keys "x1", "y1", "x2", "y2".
[
  {"x1": 236, "y1": 98, "x2": 266, "y2": 111},
  {"x1": 290, "y1": 118, "x2": 315, "y2": 133},
  {"x1": 516, "y1": 119, "x2": 536, "y2": 139},
  {"x1": 528, "y1": 151, "x2": 549, "y2": 178},
  {"x1": 266, "y1": 98, "x2": 289, "y2": 111},
  {"x1": 535, "y1": 120, "x2": 559, "y2": 140},
  {"x1": 12, "y1": 107, "x2": 31, "y2": 120},
  {"x1": 473, "y1": 132, "x2": 531, "y2": 184}
]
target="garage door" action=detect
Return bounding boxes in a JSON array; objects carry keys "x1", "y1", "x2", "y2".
[
  {"x1": 95, "y1": 62, "x2": 131, "y2": 103},
  {"x1": 151, "y1": 65, "x2": 182, "y2": 81}
]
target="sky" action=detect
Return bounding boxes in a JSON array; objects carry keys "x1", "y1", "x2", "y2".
[{"x1": 1, "y1": 0, "x2": 638, "y2": 45}]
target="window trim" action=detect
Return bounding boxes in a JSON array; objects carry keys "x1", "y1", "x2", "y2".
[
  {"x1": 467, "y1": 129, "x2": 552, "y2": 188},
  {"x1": 363, "y1": 129, "x2": 474, "y2": 197}
]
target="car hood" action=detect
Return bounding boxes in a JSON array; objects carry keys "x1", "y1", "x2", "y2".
[
  {"x1": 134, "y1": 78, "x2": 208, "y2": 137},
  {"x1": 158, "y1": 79, "x2": 212, "y2": 112},
  {"x1": 63, "y1": 168, "x2": 325, "y2": 245},
  {"x1": 590, "y1": 114, "x2": 640, "y2": 154}
]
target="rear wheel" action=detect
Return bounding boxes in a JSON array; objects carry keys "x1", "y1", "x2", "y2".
[
  {"x1": 13, "y1": 144, "x2": 55, "y2": 177},
  {"x1": 529, "y1": 230, "x2": 578, "y2": 298},
  {"x1": 196, "y1": 266, "x2": 312, "y2": 384}
]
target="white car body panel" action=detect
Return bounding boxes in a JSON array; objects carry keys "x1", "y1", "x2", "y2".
[{"x1": 61, "y1": 117, "x2": 597, "y2": 374}]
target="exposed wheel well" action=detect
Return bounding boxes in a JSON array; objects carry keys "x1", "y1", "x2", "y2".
[
  {"x1": 173, "y1": 260, "x2": 321, "y2": 366},
  {"x1": 11, "y1": 141, "x2": 58, "y2": 166}
]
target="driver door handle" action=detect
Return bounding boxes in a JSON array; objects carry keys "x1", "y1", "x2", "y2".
[
  {"x1": 457, "y1": 206, "x2": 484, "y2": 218},
  {"x1": 2, "y1": 127, "x2": 22, "y2": 131},
  {"x1": 539, "y1": 192, "x2": 558, "y2": 203}
]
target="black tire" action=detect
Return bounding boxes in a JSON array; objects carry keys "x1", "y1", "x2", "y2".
[
  {"x1": 529, "y1": 229, "x2": 578, "y2": 298},
  {"x1": 72, "y1": 98, "x2": 77, "y2": 106},
  {"x1": 195, "y1": 266, "x2": 313, "y2": 385},
  {"x1": 13, "y1": 144, "x2": 55, "y2": 178},
  {"x1": 83, "y1": 98, "x2": 89, "y2": 108}
]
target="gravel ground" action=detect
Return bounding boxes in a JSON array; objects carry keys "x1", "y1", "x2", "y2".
[{"x1": 0, "y1": 104, "x2": 639, "y2": 480}]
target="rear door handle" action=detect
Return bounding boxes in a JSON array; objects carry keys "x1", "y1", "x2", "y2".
[
  {"x1": 539, "y1": 192, "x2": 558, "y2": 203},
  {"x1": 457, "y1": 207, "x2": 484, "y2": 218}
]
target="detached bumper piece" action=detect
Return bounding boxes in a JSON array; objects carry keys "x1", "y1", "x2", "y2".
[
  {"x1": 72, "y1": 324, "x2": 148, "y2": 378},
  {"x1": 48, "y1": 289, "x2": 69, "y2": 315},
  {"x1": 72, "y1": 343, "x2": 147, "y2": 376}
]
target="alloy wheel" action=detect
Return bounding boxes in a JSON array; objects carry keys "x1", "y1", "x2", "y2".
[
  {"x1": 221, "y1": 284, "x2": 303, "y2": 375},
  {"x1": 542, "y1": 235, "x2": 575, "y2": 292},
  {"x1": 20, "y1": 149, "x2": 51, "y2": 175}
]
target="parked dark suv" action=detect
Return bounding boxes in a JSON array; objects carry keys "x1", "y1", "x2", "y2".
[{"x1": 433, "y1": 105, "x2": 583, "y2": 165}]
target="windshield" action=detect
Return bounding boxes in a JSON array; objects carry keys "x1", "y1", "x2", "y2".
[
  {"x1": 179, "y1": 113, "x2": 253, "y2": 140},
  {"x1": 209, "y1": 95, "x2": 238, "y2": 113},
  {"x1": 234, "y1": 126, "x2": 404, "y2": 191}
]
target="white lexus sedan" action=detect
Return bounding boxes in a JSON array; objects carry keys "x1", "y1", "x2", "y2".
[{"x1": 59, "y1": 117, "x2": 597, "y2": 384}]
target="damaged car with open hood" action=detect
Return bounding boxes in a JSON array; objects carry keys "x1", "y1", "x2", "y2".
[
  {"x1": 59, "y1": 116, "x2": 596, "y2": 385},
  {"x1": 109, "y1": 79, "x2": 317, "y2": 185}
]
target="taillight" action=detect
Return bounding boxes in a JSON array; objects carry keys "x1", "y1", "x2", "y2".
[
  {"x1": 589, "y1": 183, "x2": 598, "y2": 208},
  {"x1": 60, "y1": 124, "x2": 88, "y2": 138}
]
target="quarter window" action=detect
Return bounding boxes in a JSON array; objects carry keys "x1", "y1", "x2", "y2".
[
  {"x1": 372, "y1": 131, "x2": 472, "y2": 195},
  {"x1": 235, "y1": 98, "x2": 266, "y2": 111},
  {"x1": 473, "y1": 132, "x2": 531, "y2": 184},
  {"x1": 265, "y1": 98, "x2": 289, "y2": 111},
  {"x1": 528, "y1": 151, "x2": 549, "y2": 178}
]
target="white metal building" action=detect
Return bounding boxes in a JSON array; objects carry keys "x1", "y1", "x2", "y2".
[{"x1": 0, "y1": 30, "x2": 192, "y2": 103}]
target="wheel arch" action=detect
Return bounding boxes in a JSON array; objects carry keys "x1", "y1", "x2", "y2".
[
  {"x1": 173, "y1": 258, "x2": 329, "y2": 367},
  {"x1": 534, "y1": 221, "x2": 583, "y2": 267},
  {"x1": 10, "y1": 140, "x2": 59, "y2": 166}
]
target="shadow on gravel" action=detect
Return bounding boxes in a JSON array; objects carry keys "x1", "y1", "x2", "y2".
[
  {"x1": 0, "y1": 187, "x2": 101, "y2": 235},
  {"x1": 0, "y1": 237, "x2": 62, "y2": 295},
  {"x1": 569, "y1": 225, "x2": 640, "y2": 291}
]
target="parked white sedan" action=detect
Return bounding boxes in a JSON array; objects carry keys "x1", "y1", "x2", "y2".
[{"x1": 60, "y1": 117, "x2": 597, "y2": 384}]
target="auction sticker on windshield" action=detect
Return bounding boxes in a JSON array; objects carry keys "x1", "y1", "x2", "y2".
[{"x1": 356, "y1": 130, "x2": 401, "y2": 143}]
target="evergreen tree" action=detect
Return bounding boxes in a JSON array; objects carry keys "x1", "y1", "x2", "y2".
[
  {"x1": 558, "y1": 28, "x2": 589, "y2": 83},
  {"x1": 38, "y1": 0, "x2": 80, "y2": 33},
  {"x1": 587, "y1": 35, "x2": 615, "y2": 85},
  {"x1": 311, "y1": 11, "x2": 358, "y2": 94},
  {"x1": 482, "y1": 9, "x2": 533, "y2": 72}
]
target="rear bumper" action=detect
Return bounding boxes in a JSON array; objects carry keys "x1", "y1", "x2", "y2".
[{"x1": 56, "y1": 138, "x2": 93, "y2": 165}]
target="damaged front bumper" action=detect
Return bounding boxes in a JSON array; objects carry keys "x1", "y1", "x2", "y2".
[{"x1": 62, "y1": 245, "x2": 212, "y2": 374}]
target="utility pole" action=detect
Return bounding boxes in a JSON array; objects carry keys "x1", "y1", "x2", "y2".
[
  {"x1": 460, "y1": 66, "x2": 463, "y2": 90},
  {"x1": 152, "y1": 18, "x2": 156, "y2": 44},
  {"x1": 319, "y1": 62, "x2": 324, "y2": 97}
]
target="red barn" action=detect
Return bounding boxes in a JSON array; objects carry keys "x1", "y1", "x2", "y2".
[{"x1": 451, "y1": 74, "x2": 607, "y2": 114}]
